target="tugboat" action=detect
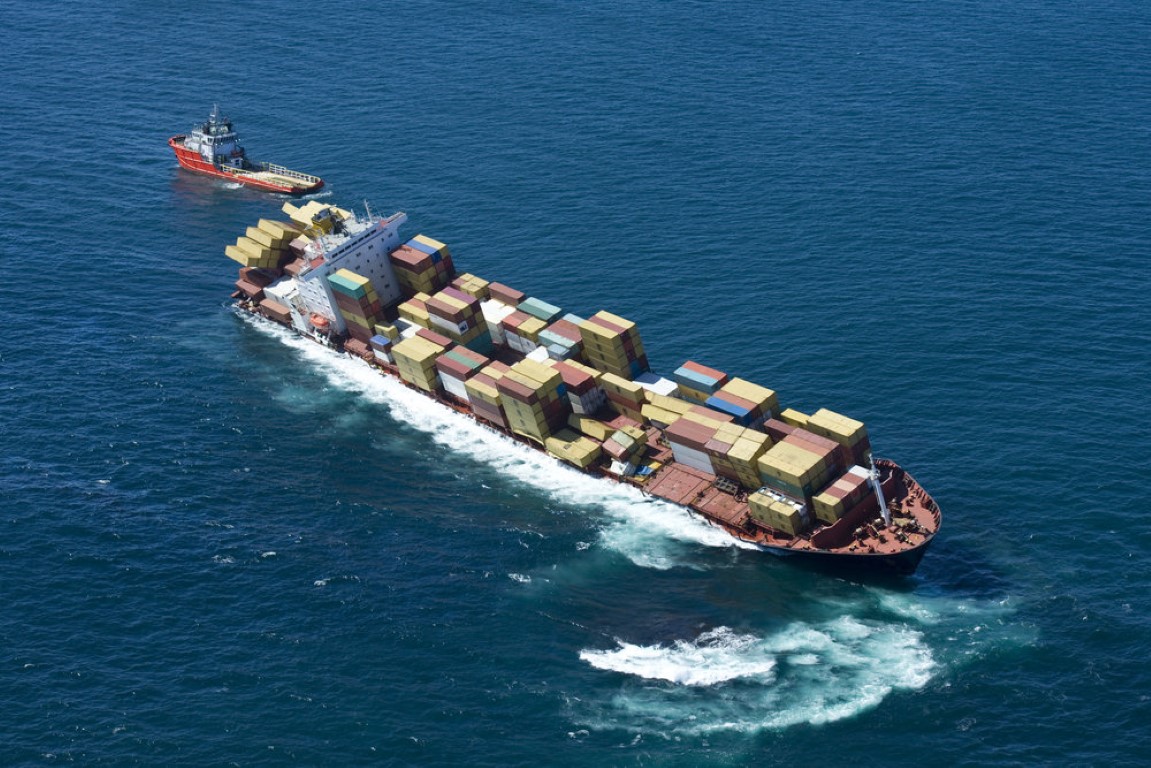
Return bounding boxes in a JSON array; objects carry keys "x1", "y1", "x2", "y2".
[{"x1": 169, "y1": 106, "x2": 324, "y2": 195}]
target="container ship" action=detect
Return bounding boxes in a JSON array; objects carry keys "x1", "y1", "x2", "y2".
[
  {"x1": 170, "y1": 107, "x2": 324, "y2": 195},
  {"x1": 225, "y1": 200, "x2": 941, "y2": 574}
]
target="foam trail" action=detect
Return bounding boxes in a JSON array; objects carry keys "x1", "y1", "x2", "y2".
[
  {"x1": 580, "y1": 627, "x2": 776, "y2": 686},
  {"x1": 578, "y1": 617, "x2": 935, "y2": 734},
  {"x1": 245, "y1": 318, "x2": 755, "y2": 567}
]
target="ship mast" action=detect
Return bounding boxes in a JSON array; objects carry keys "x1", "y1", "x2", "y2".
[{"x1": 869, "y1": 457, "x2": 892, "y2": 526}]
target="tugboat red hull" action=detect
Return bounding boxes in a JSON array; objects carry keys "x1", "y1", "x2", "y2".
[{"x1": 169, "y1": 135, "x2": 324, "y2": 195}]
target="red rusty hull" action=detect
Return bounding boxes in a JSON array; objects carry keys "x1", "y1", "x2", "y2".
[{"x1": 233, "y1": 303, "x2": 942, "y2": 576}]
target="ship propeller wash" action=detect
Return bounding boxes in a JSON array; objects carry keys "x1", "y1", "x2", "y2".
[
  {"x1": 170, "y1": 106, "x2": 324, "y2": 195},
  {"x1": 226, "y1": 200, "x2": 942, "y2": 574}
]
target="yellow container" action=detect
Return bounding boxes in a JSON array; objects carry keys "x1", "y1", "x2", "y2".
[
  {"x1": 781, "y1": 408, "x2": 810, "y2": 428},
  {"x1": 806, "y1": 408, "x2": 868, "y2": 447},
  {"x1": 568, "y1": 414, "x2": 612, "y2": 441}
]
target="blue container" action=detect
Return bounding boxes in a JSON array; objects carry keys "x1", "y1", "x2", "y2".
[
  {"x1": 405, "y1": 238, "x2": 444, "y2": 263},
  {"x1": 370, "y1": 335, "x2": 393, "y2": 351},
  {"x1": 706, "y1": 394, "x2": 754, "y2": 426},
  {"x1": 673, "y1": 366, "x2": 723, "y2": 392}
]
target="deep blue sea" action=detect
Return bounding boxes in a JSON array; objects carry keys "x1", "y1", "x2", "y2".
[{"x1": 3, "y1": 1, "x2": 1150, "y2": 765}]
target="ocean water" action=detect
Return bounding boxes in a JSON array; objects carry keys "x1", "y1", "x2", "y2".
[{"x1": 2, "y1": 0, "x2": 1149, "y2": 764}]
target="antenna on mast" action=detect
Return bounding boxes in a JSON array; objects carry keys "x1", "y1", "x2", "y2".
[{"x1": 364, "y1": 199, "x2": 374, "y2": 220}]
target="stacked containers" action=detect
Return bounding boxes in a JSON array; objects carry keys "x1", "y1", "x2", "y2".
[
  {"x1": 811, "y1": 466, "x2": 874, "y2": 525},
  {"x1": 450, "y1": 273, "x2": 491, "y2": 301},
  {"x1": 578, "y1": 311, "x2": 649, "y2": 380},
  {"x1": 435, "y1": 346, "x2": 490, "y2": 402},
  {"x1": 225, "y1": 219, "x2": 302, "y2": 269},
  {"x1": 465, "y1": 362, "x2": 511, "y2": 428},
  {"x1": 392, "y1": 334, "x2": 449, "y2": 392},
  {"x1": 389, "y1": 234, "x2": 455, "y2": 295},
  {"x1": 664, "y1": 416, "x2": 719, "y2": 475},
  {"x1": 497, "y1": 359, "x2": 570, "y2": 444},
  {"x1": 705, "y1": 423, "x2": 753, "y2": 483},
  {"x1": 537, "y1": 314, "x2": 585, "y2": 361},
  {"x1": 748, "y1": 491, "x2": 811, "y2": 536},
  {"x1": 544, "y1": 429, "x2": 602, "y2": 470},
  {"x1": 805, "y1": 408, "x2": 872, "y2": 466},
  {"x1": 518, "y1": 297, "x2": 563, "y2": 324},
  {"x1": 642, "y1": 393, "x2": 693, "y2": 427},
  {"x1": 425, "y1": 286, "x2": 494, "y2": 354},
  {"x1": 599, "y1": 373, "x2": 646, "y2": 421},
  {"x1": 552, "y1": 360, "x2": 606, "y2": 415},
  {"x1": 500, "y1": 311, "x2": 548, "y2": 355},
  {"x1": 672, "y1": 361, "x2": 729, "y2": 405},
  {"x1": 488, "y1": 282, "x2": 525, "y2": 307},
  {"x1": 705, "y1": 378, "x2": 781, "y2": 428},
  {"x1": 398, "y1": 292, "x2": 433, "y2": 329},
  {"x1": 327, "y1": 269, "x2": 386, "y2": 343},
  {"x1": 726, "y1": 430, "x2": 772, "y2": 490},
  {"x1": 781, "y1": 408, "x2": 810, "y2": 428},
  {"x1": 756, "y1": 427, "x2": 843, "y2": 502}
]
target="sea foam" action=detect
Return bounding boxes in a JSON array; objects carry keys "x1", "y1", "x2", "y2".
[
  {"x1": 250, "y1": 318, "x2": 755, "y2": 568},
  {"x1": 578, "y1": 617, "x2": 935, "y2": 734}
]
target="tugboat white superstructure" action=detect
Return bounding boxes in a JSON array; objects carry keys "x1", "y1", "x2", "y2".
[{"x1": 169, "y1": 106, "x2": 324, "y2": 195}]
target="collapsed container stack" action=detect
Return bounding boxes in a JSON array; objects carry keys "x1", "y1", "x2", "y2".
[
  {"x1": 641, "y1": 392, "x2": 694, "y2": 428},
  {"x1": 552, "y1": 360, "x2": 606, "y2": 415},
  {"x1": 435, "y1": 346, "x2": 490, "y2": 402},
  {"x1": 673, "y1": 361, "x2": 729, "y2": 405},
  {"x1": 544, "y1": 429, "x2": 602, "y2": 469},
  {"x1": 225, "y1": 219, "x2": 301, "y2": 269},
  {"x1": 392, "y1": 334, "x2": 449, "y2": 392},
  {"x1": 389, "y1": 235, "x2": 455, "y2": 295},
  {"x1": 426, "y1": 287, "x2": 494, "y2": 354},
  {"x1": 602, "y1": 425, "x2": 648, "y2": 464},
  {"x1": 464, "y1": 362, "x2": 511, "y2": 428},
  {"x1": 369, "y1": 334, "x2": 395, "y2": 364},
  {"x1": 578, "y1": 311, "x2": 649, "y2": 380},
  {"x1": 599, "y1": 373, "x2": 646, "y2": 421},
  {"x1": 496, "y1": 359, "x2": 569, "y2": 445}
]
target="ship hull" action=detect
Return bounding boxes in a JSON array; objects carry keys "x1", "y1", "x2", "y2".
[
  {"x1": 231, "y1": 304, "x2": 940, "y2": 576},
  {"x1": 169, "y1": 136, "x2": 324, "y2": 195}
]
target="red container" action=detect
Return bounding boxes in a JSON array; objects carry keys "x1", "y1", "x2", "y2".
[
  {"x1": 665, "y1": 417, "x2": 716, "y2": 451},
  {"x1": 682, "y1": 360, "x2": 728, "y2": 383},
  {"x1": 763, "y1": 418, "x2": 795, "y2": 442},
  {"x1": 415, "y1": 328, "x2": 454, "y2": 348},
  {"x1": 489, "y1": 282, "x2": 525, "y2": 306}
]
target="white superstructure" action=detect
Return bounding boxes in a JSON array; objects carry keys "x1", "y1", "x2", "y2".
[{"x1": 275, "y1": 201, "x2": 408, "y2": 334}]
